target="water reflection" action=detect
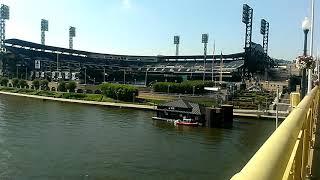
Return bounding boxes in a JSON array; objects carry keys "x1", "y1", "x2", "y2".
[{"x1": 0, "y1": 95, "x2": 274, "y2": 180}]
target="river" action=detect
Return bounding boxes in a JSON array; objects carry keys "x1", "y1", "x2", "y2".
[{"x1": 0, "y1": 95, "x2": 275, "y2": 179}]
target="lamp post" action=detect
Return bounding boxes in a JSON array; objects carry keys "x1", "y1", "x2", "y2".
[
  {"x1": 16, "y1": 64, "x2": 20, "y2": 78},
  {"x1": 84, "y1": 67, "x2": 87, "y2": 85},
  {"x1": 308, "y1": 0, "x2": 315, "y2": 93},
  {"x1": 301, "y1": 17, "x2": 311, "y2": 99},
  {"x1": 192, "y1": 86, "x2": 195, "y2": 96},
  {"x1": 103, "y1": 67, "x2": 106, "y2": 83},
  {"x1": 25, "y1": 66, "x2": 27, "y2": 80},
  {"x1": 123, "y1": 69, "x2": 126, "y2": 84},
  {"x1": 144, "y1": 67, "x2": 148, "y2": 87}
]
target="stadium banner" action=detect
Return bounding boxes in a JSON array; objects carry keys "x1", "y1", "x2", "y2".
[{"x1": 35, "y1": 60, "x2": 41, "y2": 69}]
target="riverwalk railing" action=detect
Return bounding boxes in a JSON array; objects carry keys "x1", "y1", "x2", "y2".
[{"x1": 231, "y1": 86, "x2": 319, "y2": 180}]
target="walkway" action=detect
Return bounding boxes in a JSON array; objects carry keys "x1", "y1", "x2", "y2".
[{"x1": 0, "y1": 91, "x2": 155, "y2": 111}]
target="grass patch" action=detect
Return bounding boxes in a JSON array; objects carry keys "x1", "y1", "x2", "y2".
[
  {"x1": 0, "y1": 87, "x2": 17, "y2": 92},
  {"x1": 61, "y1": 93, "x2": 87, "y2": 100},
  {"x1": 145, "y1": 99, "x2": 168, "y2": 105},
  {"x1": 36, "y1": 91, "x2": 58, "y2": 97},
  {"x1": 101, "y1": 96, "x2": 117, "y2": 103},
  {"x1": 17, "y1": 88, "x2": 37, "y2": 95},
  {"x1": 83, "y1": 94, "x2": 103, "y2": 101}
]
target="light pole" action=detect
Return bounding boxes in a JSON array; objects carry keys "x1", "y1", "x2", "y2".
[
  {"x1": 167, "y1": 85, "x2": 170, "y2": 94},
  {"x1": 144, "y1": 68, "x2": 148, "y2": 86},
  {"x1": 103, "y1": 67, "x2": 106, "y2": 83},
  {"x1": 308, "y1": 0, "x2": 315, "y2": 93},
  {"x1": 25, "y1": 66, "x2": 27, "y2": 80},
  {"x1": 275, "y1": 88, "x2": 279, "y2": 129},
  {"x1": 84, "y1": 67, "x2": 87, "y2": 85},
  {"x1": 56, "y1": 53, "x2": 59, "y2": 72},
  {"x1": 317, "y1": 50, "x2": 320, "y2": 82},
  {"x1": 192, "y1": 86, "x2": 195, "y2": 96},
  {"x1": 16, "y1": 64, "x2": 19, "y2": 78},
  {"x1": 123, "y1": 69, "x2": 126, "y2": 84},
  {"x1": 202, "y1": 34, "x2": 208, "y2": 82},
  {"x1": 212, "y1": 41, "x2": 215, "y2": 82},
  {"x1": 301, "y1": 17, "x2": 311, "y2": 99}
]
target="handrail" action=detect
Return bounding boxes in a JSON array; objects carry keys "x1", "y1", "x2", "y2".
[{"x1": 231, "y1": 86, "x2": 319, "y2": 180}]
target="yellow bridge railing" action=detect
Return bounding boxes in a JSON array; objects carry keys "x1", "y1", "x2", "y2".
[{"x1": 231, "y1": 86, "x2": 319, "y2": 180}]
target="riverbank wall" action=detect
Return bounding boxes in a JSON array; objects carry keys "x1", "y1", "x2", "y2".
[
  {"x1": 0, "y1": 91, "x2": 155, "y2": 111},
  {"x1": 0, "y1": 91, "x2": 288, "y2": 119}
]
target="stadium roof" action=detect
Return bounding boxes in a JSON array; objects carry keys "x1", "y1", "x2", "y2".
[
  {"x1": 5, "y1": 38, "x2": 245, "y2": 60},
  {"x1": 4, "y1": 39, "x2": 156, "y2": 58}
]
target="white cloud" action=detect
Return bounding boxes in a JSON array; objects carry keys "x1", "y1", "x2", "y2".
[{"x1": 122, "y1": 0, "x2": 131, "y2": 9}]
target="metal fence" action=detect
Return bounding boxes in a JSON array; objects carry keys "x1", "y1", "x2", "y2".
[{"x1": 231, "y1": 86, "x2": 319, "y2": 180}]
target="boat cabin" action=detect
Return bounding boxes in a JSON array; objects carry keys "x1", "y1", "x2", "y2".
[{"x1": 155, "y1": 99, "x2": 203, "y2": 122}]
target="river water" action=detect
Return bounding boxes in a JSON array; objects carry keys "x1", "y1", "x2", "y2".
[{"x1": 0, "y1": 95, "x2": 275, "y2": 179}]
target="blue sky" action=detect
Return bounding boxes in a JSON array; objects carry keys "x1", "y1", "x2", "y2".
[{"x1": 1, "y1": 0, "x2": 317, "y2": 60}]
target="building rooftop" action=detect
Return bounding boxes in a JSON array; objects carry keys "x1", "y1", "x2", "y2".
[{"x1": 159, "y1": 99, "x2": 202, "y2": 115}]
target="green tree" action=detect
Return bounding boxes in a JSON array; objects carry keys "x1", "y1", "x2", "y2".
[
  {"x1": 40, "y1": 80, "x2": 49, "y2": 90},
  {"x1": 0, "y1": 78, "x2": 9, "y2": 87},
  {"x1": 66, "y1": 81, "x2": 77, "y2": 92},
  {"x1": 58, "y1": 81, "x2": 67, "y2": 92},
  {"x1": 152, "y1": 81, "x2": 214, "y2": 95},
  {"x1": 32, "y1": 79, "x2": 40, "y2": 90},
  {"x1": 100, "y1": 83, "x2": 138, "y2": 102},
  {"x1": 19, "y1": 80, "x2": 28, "y2": 89},
  {"x1": 12, "y1": 78, "x2": 20, "y2": 88}
]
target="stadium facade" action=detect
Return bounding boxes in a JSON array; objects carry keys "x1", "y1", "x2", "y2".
[{"x1": 1, "y1": 38, "x2": 268, "y2": 85}]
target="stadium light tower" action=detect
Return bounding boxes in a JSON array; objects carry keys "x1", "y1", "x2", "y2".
[
  {"x1": 41, "y1": 19, "x2": 48, "y2": 45},
  {"x1": 260, "y1": 19, "x2": 269, "y2": 54},
  {"x1": 202, "y1": 33, "x2": 208, "y2": 82},
  {"x1": 174, "y1": 35, "x2": 180, "y2": 57},
  {"x1": 242, "y1": 4, "x2": 253, "y2": 78},
  {"x1": 0, "y1": 4, "x2": 9, "y2": 53},
  {"x1": 261, "y1": 19, "x2": 270, "y2": 80},
  {"x1": 69, "y1": 26, "x2": 76, "y2": 49}
]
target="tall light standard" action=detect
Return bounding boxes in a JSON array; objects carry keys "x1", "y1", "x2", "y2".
[
  {"x1": 261, "y1": 19, "x2": 270, "y2": 80},
  {"x1": 174, "y1": 35, "x2": 180, "y2": 61},
  {"x1": 69, "y1": 26, "x2": 76, "y2": 49},
  {"x1": 0, "y1": 4, "x2": 9, "y2": 53},
  {"x1": 242, "y1": 4, "x2": 253, "y2": 78},
  {"x1": 202, "y1": 33, "x2": 208, "y2": 82},
  {"x1": 41, "y1": 19, "x2": 48, "y2": 45},
  {"x1": 301, "y1": 17, "x2": 311, "y2": 98}
]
